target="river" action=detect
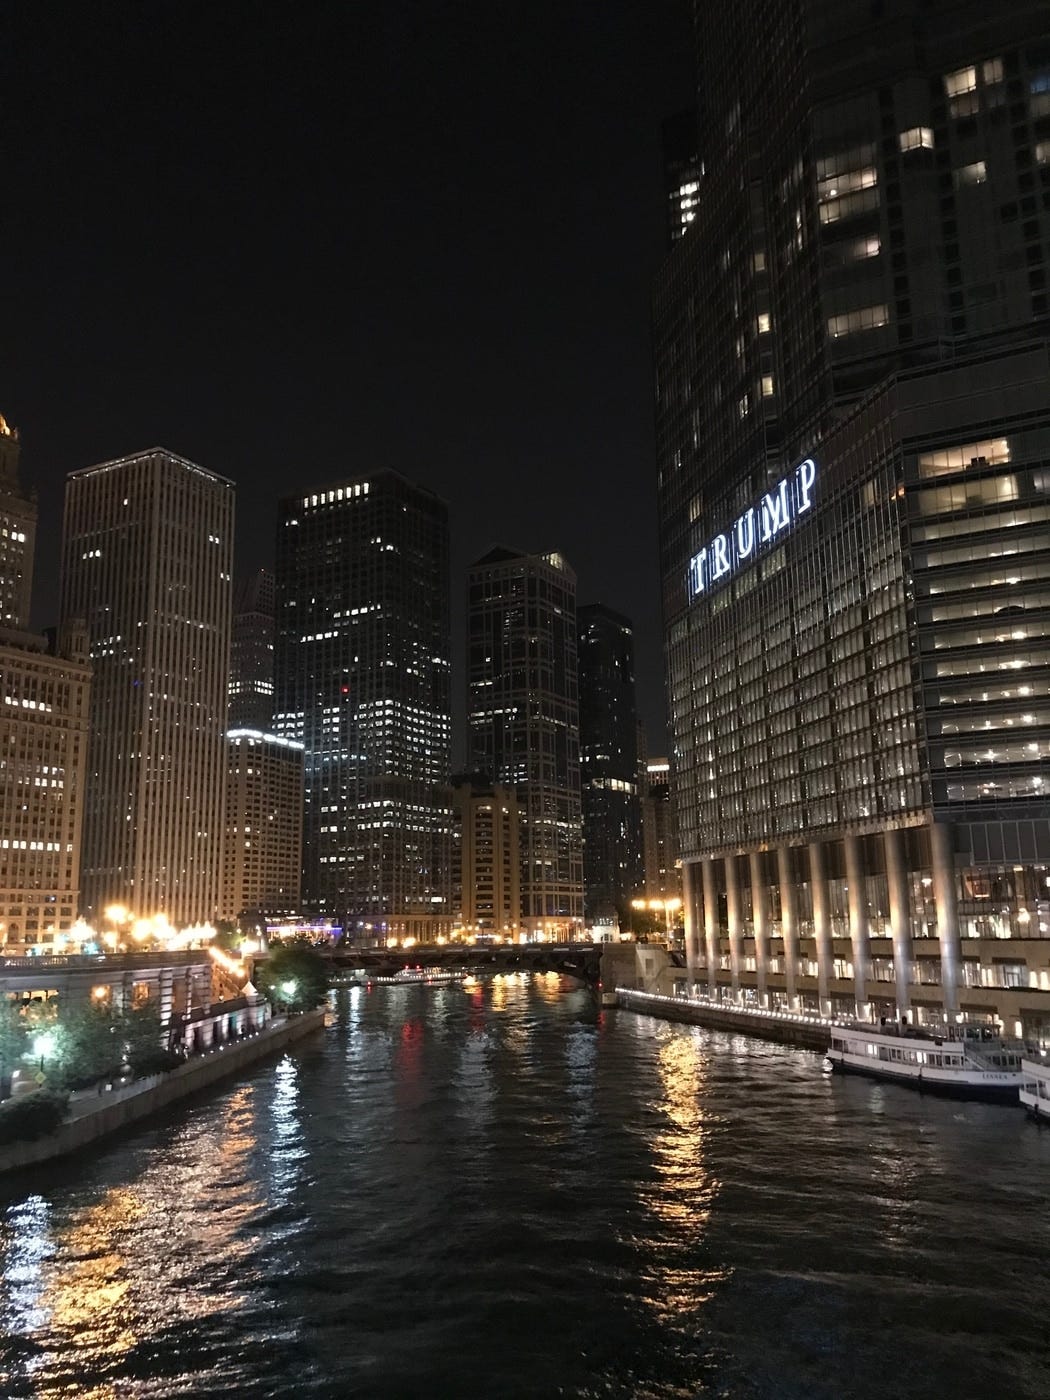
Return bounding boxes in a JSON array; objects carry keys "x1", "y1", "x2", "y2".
[{"x1": 1, "y1": 974, "x2": 1048, "y2": 1398}]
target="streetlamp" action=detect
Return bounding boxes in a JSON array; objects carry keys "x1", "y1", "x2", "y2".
[
  {"x1": 280, "y1": 979, "x2": 298, "y2": 1009},
  {"x1": 33, "y1": 1031, "x2": 56, "y2": 1076}
]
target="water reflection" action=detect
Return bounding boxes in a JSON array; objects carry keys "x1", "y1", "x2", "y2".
[{"x1": 635, "y1": 1027, "x2": 727, "y2": 1322}]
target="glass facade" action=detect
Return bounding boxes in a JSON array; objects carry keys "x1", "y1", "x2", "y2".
[{"x1": 657, "y1": 0, "x2": 1050, "y2": 1037}]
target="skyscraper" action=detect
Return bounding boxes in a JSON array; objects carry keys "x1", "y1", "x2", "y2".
[
  {"x1": 655, "y1": 2, "x2": 1050, "y2": 1035},
  {"x1": 228, "y1": 569, "x2": 275, "y2": 730},
  {"x1": 451, "y1": 775, "x2": 521, "y2": 940},
  {"x1": 60, "y1": 448, "x2": 234, "y2": 925},
  {"x1": 577, "y1": 603, "x2": 643, "y2": 923},
  {"x1": 0, "y1": 416, "x2": 36, "y2": 630},
  {"x1": 221, "y1": 729, "x2": 304, "y2": 922},
  {"x1": 274, "y1": 470, "x2": 452, "y2": 943},
  {"x1": 467, "y1": 547, "x2": 583, "y2": 939}
]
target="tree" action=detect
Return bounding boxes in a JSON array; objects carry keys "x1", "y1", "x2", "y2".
[
  {"x1": 120, "y1": 1001, "x2": 177, "y2": 1077},
  {"x1": 0, "y1": 998, "x2": 27, "y2": 1097},
  {"x1": 256, "y1": 943, "x2": 329, "y2": 1013},
  {"x1": 54, "y1": 1001, "x2": 123, "y2": 1089}
]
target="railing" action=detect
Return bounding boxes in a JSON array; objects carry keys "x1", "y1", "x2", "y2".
[{"x1": 0, "y1": 950, "x2": 211, "y2": 971}]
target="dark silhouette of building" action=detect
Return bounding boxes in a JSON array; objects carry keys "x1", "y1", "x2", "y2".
[
  {"x1": 274, "y1": 471, "x2": 452, "y2": 943},
  {"x1": 577, "y1": 603, "x2": 643, "y2": 923},
  {"x1": 229, "y1": 569, "x2": 275, "y2": 730},
  {"x1": 467, "y1": 547, "x2": 583, "y2": 939},
  {"x1": 655, "y1": 0, "x2": 1050, "y2": 1034},
  {"x1": 661, "y1": 108, "x2": 701, "y2": 248}
]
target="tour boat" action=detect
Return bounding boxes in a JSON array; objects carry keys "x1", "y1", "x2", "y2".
[
  {"x1": 826, "y1": 1022, "x2": 1024, "y2": 1102},
  {"x1": 376, "y1": 967, "x2": 466, "y2": 987},
  {"x1": 1020, "y1": 1056, "x2": 1050, "y2": 1121}
]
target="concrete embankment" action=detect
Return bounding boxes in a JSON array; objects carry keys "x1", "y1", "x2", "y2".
[
  {"x1": 0, "y1": 1008, "x2": 327, "y2": 1175},
  {"x1": 615, "y1": 988, "x2": 831, "y2": 1052}
]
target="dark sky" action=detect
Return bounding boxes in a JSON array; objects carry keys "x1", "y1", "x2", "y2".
[{"x1": 3, "y1": 0, "x2": 693, "y2": 751}]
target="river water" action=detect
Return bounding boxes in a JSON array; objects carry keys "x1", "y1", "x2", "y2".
[{"x1": 1, "y1": 974, "x2": 1048, "y2": 1399}]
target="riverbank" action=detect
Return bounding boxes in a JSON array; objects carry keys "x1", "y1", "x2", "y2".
[
  {"x1": 615, "y1": 988, "x2": 832, "y2": 1051},
  {"x1": 0, "y1": 1007, "x2": 327, "y2": 1174}
]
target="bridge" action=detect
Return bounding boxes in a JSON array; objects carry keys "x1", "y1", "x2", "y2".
[{"x1": 321, "y1": 942, "x2": 604, "y2": 988}]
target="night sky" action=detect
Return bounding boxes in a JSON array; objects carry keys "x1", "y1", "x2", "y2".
[{"x1": 3, "y1": 1, "x2": 693, "y2": 752}]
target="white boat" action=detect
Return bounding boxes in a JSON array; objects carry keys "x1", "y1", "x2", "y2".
[
  {"x1": 1020, "y1": 1056, "x2": 1050, "y2": 1121},
  {"x1": 376, "y1": 967, "x2": 466, "y2": 987},
  {"x1": 826, "y1": 1023, "x2": 1024, "y2": 1102}
]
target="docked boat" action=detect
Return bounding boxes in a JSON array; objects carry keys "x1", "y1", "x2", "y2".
[
  {"x1": 1020, "y1": 1056, "x2": 1050, "y2": 1121},
  {"x1": 826, "y1": 1022, "x2": 1024, "y2": 1102}
]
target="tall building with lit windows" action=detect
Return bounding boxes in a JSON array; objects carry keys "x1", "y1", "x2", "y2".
[
  {"x1": 0, "y1": 416, "x2": 36, "y2": 630},
  {"x1": 221, "y1": 728, "x2": 303, "y2": 922},
  {"x1": 228, "y1": 569, "x2": 275, "y2": 730},
  {"x1": 656, "y1": 1, "x2": 1050, "y2": 1038},
  {"x1": 467, "y1": 547, "x2": 583, "y2": 938},
  {"x1": 577, "y1": 604, "x2": 643, "y2": 923},
  {"x1": 274, "y1": 470, "x2": 452, "y2": 943},
  {"x1": 60, "y1": 449, "x2": 234, "y2": 925}
]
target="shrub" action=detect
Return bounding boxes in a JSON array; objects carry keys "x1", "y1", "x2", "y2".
[{"x1": 0, "y1": 1088, "x2": 69, "y2": 1145}]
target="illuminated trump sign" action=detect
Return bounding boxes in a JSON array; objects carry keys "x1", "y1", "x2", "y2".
[{"x1": 687, "y1": 456, "x2": 817, "y2": 600}]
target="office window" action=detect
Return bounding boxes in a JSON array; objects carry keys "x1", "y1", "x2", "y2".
[
  {"x1": 953, "y1": 161, "x2": 987, "y2": 188},
  {"x1": 827, "y1": 304, "x2": 889, "y2": 338},
  {"x1": 899, "y1": 127, "x2": 934, "y2": 152}
]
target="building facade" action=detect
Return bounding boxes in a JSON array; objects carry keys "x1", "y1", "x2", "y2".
[
  {"x1": 60, "y1": 449, "x2": 234, "y2": 925},
  {"x1": 655, "y1": 1, "x2": 1050, "y2": 1038},
  {"x1": 0, "y1": 417, "x2": 37, "y2": 631},
  {"x1": 229, "y1": 569, "x2": 275, "y2": 730},
  {"x1": 577, "y1": 604, "x2": 643, "y2": 923},
  {"x1": 451, "y1": 776, "x2": 521, "y2": 939},
  {"x1": 467, "y1": 547, "x2": 583, "y2": 938},
  {"x1": 641, "y1": 759, "x2": 680, "y2": 903},
  {"x1": 221, "y1": 729, "x2": 304, "y2": 922},
  {"x1": 274, "y1": 470, "x2": 452, "y2": 943}
]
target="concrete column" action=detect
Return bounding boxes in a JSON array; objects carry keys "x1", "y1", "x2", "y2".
[
  {"x1": 930, "y1": 821, "x2": 960, "y2": 1018},
  {"x1": 725, "y1": 855, "x2": 742, "y2": 1001},
  {"x1": 884, "y1": 827, "x2": 913, "y2": 1022},
  {"x1": 702, "y1": 857, "x2": 719, "y2": 999},
  {"x1": 809, "y1": 840, "x2": 833, "y2": 1018},
  {"x1": 749, "y1": 850, "x2": 770, "y2": 1008},
  {"x1": 682, "y1": 861, "x2": 701, "y2": 990},
  {"x1": 776, "y1": 844, "x2": 799, "y2": 1009},
  {"x1": 844, "y1": 834, "x2": 871, "y2": 1019}
]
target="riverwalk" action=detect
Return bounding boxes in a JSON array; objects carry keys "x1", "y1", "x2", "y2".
[
  {"x1": 0, "y1": 1007, "x2": 326, "y2": 1174},
  {"x1": 615, "y1": 987, "x2": 835, "y2": 1050}
]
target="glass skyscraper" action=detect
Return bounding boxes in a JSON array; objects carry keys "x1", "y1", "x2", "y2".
[
  {"x1": 274, "y1": 470, "x2": 452, "y2": 943},
  {"x1": 577, "y1": 603, "x2": 643, "y2": 923},
  {"x1": 467, "y1": 547, "x2": 584, "y2": 939},
  {"x1": 656, "y1": 0, "x2": 1050, "y2": 1037}
]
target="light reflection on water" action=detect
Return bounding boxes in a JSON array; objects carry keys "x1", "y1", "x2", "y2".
[{"x1": 0, "y1": 976, "x2": 1047, "y2": 1399}]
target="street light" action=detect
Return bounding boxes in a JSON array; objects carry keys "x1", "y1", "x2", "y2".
[
  {"x1": 33, "y1": 1031, "x2": 56, "y2": 1074},
  {"x1": 280, "y1": 979, "x2": 298, "y2": 1005}
]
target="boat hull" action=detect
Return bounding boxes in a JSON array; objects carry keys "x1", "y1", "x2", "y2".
[{"x1": 828, "y1": 1053, "x2": 1021, "y2": 1104}]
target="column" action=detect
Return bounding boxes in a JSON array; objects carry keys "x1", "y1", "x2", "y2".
[
  {"x1": 725, "y1": 855, "x2": 742, "y2": 1001},
  {"x1": 844, "y1": 833, "x2": 871, "y2": 1020},
  {"x1": 777, "y1": 844, "x2": 799, "y2": 1009},
  {"x1": 749, "y1": 850, "x2": 770, "y2": 1008},
  {"x1": 682, "y1": 861, "x2": 701, "y2": 991},
  {"x1": 884, "y1": 827, "x2": 913, "y2": 1022},
  {"x1": 930, "y1": 821, "x2": 960, "y2": 1018},
  {"x1": 702, "y1": 857, "x2": 719, "y2": 999},
  {"x1": 809, "y1": 840, "x2": 833, "y2": 1018}
]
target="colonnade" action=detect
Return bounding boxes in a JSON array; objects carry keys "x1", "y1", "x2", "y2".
[{"x1": 682, "y1": 824, "x2": 961, "y2": 1020}]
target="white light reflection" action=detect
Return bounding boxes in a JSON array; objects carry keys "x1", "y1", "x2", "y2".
[
  {"x1": 635, "y1": 1029, "x2": 728, "y2": 1322},
  {"x1": 270, "y1": 1054, "x2": 306, "y2": 1202}
]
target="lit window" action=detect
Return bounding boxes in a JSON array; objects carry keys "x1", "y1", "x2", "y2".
[
  {"x1": 944, "y1": 66, "x2": 977, "y2": 98},
  {"x1": 826, "y1": 304, "x2": 889, "y2": 338},
  {"x1": 1036, "y1": 142, "x2": 1050, "y2": 166},
  {"x1": 917, "y1": 438, "x2": 1010, "y2": 479},
  {"x1": 753, "y1": 251, "x2": 766, "y2": 273},
  {"x1": 756, "y1": 312, "x2": 771, "y2": 334},
  {"x1": 982, "y1": 58, "x2": 1003, "y2": 84},
  {"x1": 738, "y1": 394, "x2": 750, "y2": 419},
  {"x1": 849, "y1": 234, "x2": 881, "y2": 261},
  {"x1": 899, "y1": 127, "x2": 934, "y2": 152},
  {"x1": 761, "y1": 375, "x2": 774, "y2": 397},
  {"x1": 953, "y1": 161, "x2": 987, "y2": 188}
]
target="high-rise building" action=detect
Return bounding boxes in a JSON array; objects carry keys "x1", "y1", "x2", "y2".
[
  {"x1": 467, "y1": 547, "x2": 583, "y2": 939},
  {"x1": 221, "y1": 729, "x2": 304, "y2": 922},
  {"x1": 655, "y1": 1, "x2": 1050, "y2": 1036},
  {"x1": 577, "y1": 604, "x2": 643, "y2": 923},
  {"x1": 641, "y1": 758, "x2": 679, "y2": 903},
  {"x1": 274, "y1": 470, "x2": 452, "y2": 943},
  {"x1": 60, "y1": 449, "x2": 234, "y2": 925},
  {"x1": 0, "y1": 416, "x2": 36, "y2": 630},
  {"x1": 661, "y1": 109, "x2": 702, "y2": 248},
  {"x1": 451, "y1": 775, "x2": 521, "y2": 939},
  {"x1": 228, "y1": 569, "x2": 275, "y2": 730}
]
